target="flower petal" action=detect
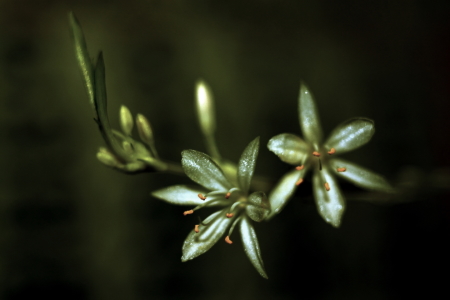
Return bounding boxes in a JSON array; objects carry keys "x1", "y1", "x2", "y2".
[
  {"x1": 324, "y1": 118, "x2": 375, "y2": 154},
  {"x1": 246, "y1": 191, "x2": 270, "y2": 222},
  {"x1": 267, "y1": 168, "x2": 306, "y2": 219},
  {"x1": 330, "y1": 158, "x2": 394, "y2": 192},
  {"x1": 312, "y1": 168, "x2": 345, "y2": 227},
  {"x1": 240, "y1": 216, "x2": 268, "y2": 279},
  {"x1": 299, "y1": 82, "x2": 323, "y2": 149},
  {"x1": 151, "y1": 185, "x2": 208, "y2": 206},
  {"x1": 182, "y1": 209, "x2": 232, "y2": 261},
  {"x1": 267, "y1": 133, "x2": 310, "y2": 165},
  {"x1": 182, "y1": 150, "x2": 233, "y2": 191},
  {"x1": 237, "y1": 137, "x2": 260, "y2": 194}
]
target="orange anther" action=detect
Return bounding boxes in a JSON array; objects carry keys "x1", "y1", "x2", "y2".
[
  {"x1": 295, "y1": 165, "x2": 304, "y2": 170},
  {"x1": 337, "y1": 167, "x2": 347, "y2": 172},
  {"x1": 198, "y1": 193, "x2": 206, "y2": 200},
  {"x1": 312, "y1": 151, "x2": 321, "y2": 157},
  {"x1": 194, "y1": 224, "x2": 200, "y2": 233},
  {"x1": 324, "y1": 182, "x2": 330, "y2": 191},
  {"x1": 225, "y1": 192, "x2": 231, "y2": 199},
  {"x1": 328, "y1": 148, "x2": 336, "y2": 155},
  {"x1": 225, "y1": 236, "x2": 233, "y2": 244},
  {"x1": 295, "y1": 178, "x2": 304, "y2": 186},
  {"x1": 226, "y1": 213, "x2": 234, "y2": 218},
  {"x1": 183, "y1": 210, "x2": 194, "y2": 216}
]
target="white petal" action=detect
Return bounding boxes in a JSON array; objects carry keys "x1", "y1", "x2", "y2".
[
  {"x1": 312, "y1": 168, "x2": 345, "y2": 227},
  {"x1": 299, "y1": 82, "x2": 323, "y2": 149},
  {"x1": 240, "y1": 216, "x2": 268, "y2": 279},
  {"x1": 182, "y1": 210, "x2": 232, "y2": 261},
  {"x1": 182, "y1": 150, "x2": 233, "y2": 192},
  {"x1": 330, "y1": 158, "x2": 394, "y2": 192},
  {"x1": 267, "y1": 169, "x2": 306, "y2": 219},
  {"x1": 237, "y1": 137, "x2": 260, "y2": 193},
  {"x1": 151, "y1": 185, "x2": 207, "y2": 206},
  {"x1": 267, "y1": 133, "x2": 310, "y2": 165},
  {"x1": 324, "y1": 118, "x2": 374, "y2": 154}
]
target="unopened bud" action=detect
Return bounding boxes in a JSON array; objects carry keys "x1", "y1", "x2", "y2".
[
  {"x1": 136, "y1": 113, "x2": 154, "y2": 145},
  {"x1": 195, "y1": 79, "x2": 216, "y2": 137},
  {"x1": 96, "y1": 148, "x2": 121, "y2": 167},
  {"x1": 122, "y1": 141, "x2": 133, "y2": 155},
  {"x1": 120, "y1": 105, "x2": 134, "y2": 135}
]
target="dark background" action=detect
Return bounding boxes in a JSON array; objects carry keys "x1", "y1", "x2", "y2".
[{"x1": 1, "y1": 0, "x2": 449, "y2": 299}]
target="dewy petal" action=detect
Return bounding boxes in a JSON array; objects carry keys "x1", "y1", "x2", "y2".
[
  {"x1": 324, "y1": 118, "x2": 375, "y2": 154},
  {"x1": 240, "y1": 216, "x2": 268, "y2": 279},
  {"x1": 237, "y1": 137, "x2": 260, "y2": 193},
  {"x1": 267, "y1": 133, "x2": 310, "y2": 165},
  {"x1": 182, "y1": 209, "x2": 232, "y2": 261},
  {"x1": 246, "y1": 191, "x2": 270, "y2": 222},
  {"x1": 182, "y1": 150, "x2": 233, "y2": 192},
  {"x1": 330, "y1": 158, "x2": 394, "y2": 192},
  {"x1": 267, "y1": 168, "x2": 306, "y2": 219},
  {"x1": 151, "y1": 185, "x2": 208, "y2": 206},
  {"x1": 312, "y1": 168, "x2": 345, "y2": 228},
  {"x1": 299, "y1": 82, "x2": 323, "y2": 149}
]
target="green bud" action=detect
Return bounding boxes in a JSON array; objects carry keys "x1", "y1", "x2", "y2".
[
  {"x1": 96, "y1": 147, "x2": 122, "y2": 168},
  {"x1": 120, "y1": 105, "x2": 134, "y2": 135},
  {"x1": 195, "y1": 79, "x2": 216, "y2": 137}
]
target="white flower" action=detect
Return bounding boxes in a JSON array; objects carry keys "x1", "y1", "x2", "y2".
[{"x1": 268, "y1": 82, "x2": 393, "y2": 227}]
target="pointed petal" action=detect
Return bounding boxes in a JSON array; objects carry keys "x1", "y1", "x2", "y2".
[
  {"x1": 299, "y1": 82, "x2": 323, "y2": 149},
  {"x1": 182, "y1": 150, "x2": 233, "y2": 192},
  {"x1": 246, "y1": 192, "x2": 270, "y2": 222},
  {"x1": 240, "y1": 216, "x2": 268, "y2": 279},
  {"x1": 182, "y1": 210, "x2": 232, "y2": 261},
  {"x1": 238, "y1": 137, "x2": 260, "y2": 193},
  {"x1": 324, "y1": 118, "x2": 375, "y2": 154},
  {"x1": 312, "y1": 168, "x2": 345, "y2": 227},
  {"x1": 151, "y1": 185, "x2": 208, "y2": 206},
  {"x1": 267, "y1": 168, "x2": 306, "y2": 219},
  {"x1": 267, "y1": 134, "x2": 311, "y2": 165},
  {"x1": 330, "y1": 158, "x2": 394, "y2": 192}
]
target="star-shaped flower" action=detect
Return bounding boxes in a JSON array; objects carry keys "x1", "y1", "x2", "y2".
[
  {"x1": 267, "y1": 82, "x2": 392, "y2": 227},
  {"x1": 152, "y1": 137, "x2": 270, "y2": 278}
]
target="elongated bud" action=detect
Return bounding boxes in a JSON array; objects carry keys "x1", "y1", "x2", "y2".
[
  {"x1": 195, "y1": 79, "x2": 216, "y2": 137},
  {"x1": 136, "y1": 114, "x2": 154, "y2": 145},
  {"x1": 96, "y1": 147, "x2": 121, "y2": 167},
  {"x1": 120, "y1": 105, "x2": 134, "y2": 135}
]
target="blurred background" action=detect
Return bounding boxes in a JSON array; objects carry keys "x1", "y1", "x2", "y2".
[{"x1": 0, "y1": 0, "x2": 449, "y2": 299}]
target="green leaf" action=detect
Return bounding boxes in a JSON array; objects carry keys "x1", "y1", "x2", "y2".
[
  {"x1": 324, "y1": 118, "x2": 375, "y2": 154},
  {"x1": 267, "y1": 168, "x2": 306, "y2": 219},
  {"x1": 246, "y1": 191, "x2": 270, "y2": 222},
  {"x1": 68, "y1": 12, "x2": 95, "y2": 111},
  {"x1": 240, "y1": 216, "x2": 268, "y2": 279},
  {"x1": 267, "y1": 133, "x2": 310, "y2": 165},
  {"x1": 299, "y1": 82, "x2": 323, "y2": 149},
  {"x1": 330, "y1": 158, "x2": 394, "y2": 192},
  {"x1": 182, "y1": 150, "x2": 233, "y2": 192},
  {"x1": 151, "y1": 185, "x2": 208, "y2": 206},
  {"x1": 182, "y1": 210, "x2": 232, "y2": 261},
  {"x1": 237, "y1": 137, "x2": 260, "y2": 194},
  {"x1": 312, "y1": 168, "x2": 345, "y2": 228}
]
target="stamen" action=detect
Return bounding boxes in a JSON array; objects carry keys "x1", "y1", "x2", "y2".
[
  {"x1": 183, "y1": 210, "x2": 194, "y2": 216},
  {"x1": 194, "y1": 224, "x2": 200, "y2": 233},
  {"x1": 197, "y1": 193, "x2": 206, "y2": 200},
  {"x1": 225, "y1": 192, "x2": 231, "y2": 199},
  {"x1": 225, "y1": 236, "x2": 233, "y2": 244},
  {"x1": 337, "y1": 167, "x2": 347, "y2": 172},
  {"x1": 312, "y1": 151, "x2": 321, "y2": 157},
  {"x1": 295, "y1": 178, "x2": 304, "y2": 186},
  {"x1": 226, "y1": 213, "x2": 234, "y2": 218},
  {"x1": 295, "y1": 165, "x2": 304, "y2": 170},
  {"x1": 328, "y1": 148, "x2": 336, "y2": 155},
  {"x1": 324, "y1": 182, "x2": 330, "y2": 191}
]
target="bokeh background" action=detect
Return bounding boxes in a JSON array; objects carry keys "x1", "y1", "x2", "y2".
[{"x1": 1, "y1": 0, "x2": 449, "y2": 299}]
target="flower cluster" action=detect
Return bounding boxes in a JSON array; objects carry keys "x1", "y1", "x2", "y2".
[{"x1": 267, "y1": 82, "x2": 393, "y2": 227}]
